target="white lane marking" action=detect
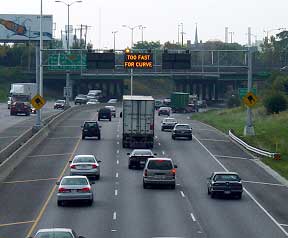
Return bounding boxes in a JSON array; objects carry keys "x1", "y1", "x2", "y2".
[
  {"x1": 243, "y1": 180, "x2": 287, "y2": 188},
  {"x1": 111, "y1": 229, "x2": 117, "y2": 232},
  {"x1": 2, "y1": 177, "x2": 58, "y2": 184},
  {"x1": 115, "y1": 189, "x2": 118, "y2": 196},
  {"x1": 117, "y1": 141, "x2": 119, "y2": 145},
  {"x1": 116, "y1": 172, "x2": 119, "y2": 178},
  {"x1": 187, "y1": 116, "x2": 190, "y2": 119},
  {"x1": 162, "y1": 151, "x2": 165, "y2": 155},
  {"x1": 190, "y1": 213, "x2": 196, "y2": 222},
  {"x1": 280, "y1": 224, "x2": 288, "y2": 227},
  {"x1": 158, "y1": 142, "x2": 161, "y2": 146},
  {"x1": 199, "y1": 138, "x2": 230, "y2": 142},
  {"x1": 117, "y1": 150, "x2": 119, "y2": 154},
  {"x1": 214, "y1": 155, "x2": 253, "y2": 160},
  {"x1": 113, "y1": 212, "x2": 117, "y2": 220},
  {"x1": 27, "y1": 153, "x2": 72, "y2": 158},
  {"x1": 117, "y1": 134, "x2": 120, "y2": 138},
  {"x1": 155, "y1": 135, "x2": 158, "y2": 139},
  {"x1": 176, "y1": 183, "x2": 181, "y2": 186},
  {"x1": 180, "y1": 191, "x2": 185, "y2": 198},
  {"x1": 56, "y1": 126, "x2": 80, "y2": 128},
  {"x1": 193, "y1": 135, "x2": 288, "y2": 237},
  {"x1": 116, "y1": 160, "x2": 119, "y2": 164}
]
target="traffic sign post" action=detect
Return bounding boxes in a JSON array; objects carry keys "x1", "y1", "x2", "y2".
[{"x1": 64, "y1": 86, "x2": 72, "y2": 98}]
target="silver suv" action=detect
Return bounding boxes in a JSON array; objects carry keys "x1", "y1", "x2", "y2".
[{"x1": 143, "y1": 158, "x2": 177, "y2": 189}]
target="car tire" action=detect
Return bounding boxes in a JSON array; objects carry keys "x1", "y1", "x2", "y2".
[
  {"x1": 109, "y1": 118, "x2": 111, "y2": 121},
  {"x1": 237, "y1": 193, "x2": 242, "y2": 199},
  {"x1": 171, "y1": 183, "x2": 176, "y2": 189},
  {"x1": 57, "y1": 200, "x2": 63, "y2": 206},
  {"x1": 211, "y1": 192, "x2": 215, "y2": 198},
  {"x1": 172, "y1": 135, "x2": 176, "y2": 140},
  {"x1": 82, "y1": 135, "x2": 85, "y2": 140},
  {"x1": 88, "y1": 199, "x2": 93, "y2": 206},
  {"x1": 207, "y1": 187, "x2": 211, "y2": 195},
  {"x1": 95, "y1": 175, "x2": 100, "y2": 180},
  {"x1": 161, "y1": 127, "x2": 164, "y2": 131},
  {"x1": 98, "y1": 135, "x2": 101, "y2": 140},
  {"x1": 188, "y1": 136, "x2": 192, "y2": 140},
  {"x1": 98, "y1": 117, "x2": 101, "y2": 121},
  {"x1": 128, "y1": 163, "x2": 132, "y2": 169},
  {"x1": 143, "y1": 182, "x2": 148, "y2": 189}
]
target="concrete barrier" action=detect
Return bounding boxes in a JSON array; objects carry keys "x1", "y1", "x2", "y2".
[{"x1": 0, "y1": 104, "x2": 104, "y2": 183}]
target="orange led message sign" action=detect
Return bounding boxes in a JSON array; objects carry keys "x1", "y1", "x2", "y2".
[{"x1": 124, "y1": 53, "x2": 153, "y2": 68}]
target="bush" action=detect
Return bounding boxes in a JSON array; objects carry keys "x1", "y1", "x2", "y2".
[
  {"x1": 227, "y1": 95, "x2": 241, "y2": 108},
  {"x1": 264, "y1": 93, "x2": 287, "y2": 114}
]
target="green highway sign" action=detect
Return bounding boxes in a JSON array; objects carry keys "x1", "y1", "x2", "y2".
[
  {"x1": 48, "y1": 53, "x2": 86, "y2": 71},
  {"x1": 239, "y1": 88, "x2": 257, "y2": 99}
]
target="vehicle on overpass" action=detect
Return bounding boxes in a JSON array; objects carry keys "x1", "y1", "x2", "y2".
[
  {"x1": 81, "y1": 121, "x2": 101, "y2": 140},
  {"x1": 122, "y1": 95, "x2": 155, "y2": 148},
  {"x1": 10, "y1": 83, "x2": 37, "y2": 116},
  {"x1": 29, "y1": 228, "x2": 86, "y2": 238},
  {"x1": 69, "y1": 155, "x2": 101, "y2": 180},
  {"x1": 143, "y1": 157, "x2": 177, "y2": 189},
  {"x1": 207, "y1": 172, "x2": 243, "y2": 199},
  {"x1": 56, "y1": 176, "x2": 94, "y2": 206},
  {"x1": 172, "y1": 123, "x2": 192, "y2": 140},
  {"x1": 127, "y1": 149, "x2": 156, "y2": 169}
]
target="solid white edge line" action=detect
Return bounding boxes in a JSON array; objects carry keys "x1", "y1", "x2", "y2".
[
  {"x1": 243, "y1": 180, "x2": 287, "y2": 188},
  {"x1": 193, "y1": 135, "x2": 288, "y2": 237},
  {"x1": 214, "y1": 154, "x2": 252, "y2": 160},
  {"x1": 180, "y1": 191, "x2": 185, "y2": 198},
  {"x1": 113, "y1": 212, "x2": 117, "y2": 220},
  {"x1": 190, "y1": 213, "x2": 196, "y2": 222},
  {"x1": 280, "y1": 224, "x2": 288, "y2": 227}
]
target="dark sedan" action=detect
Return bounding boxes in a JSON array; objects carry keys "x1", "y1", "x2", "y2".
[
  {"x1": 207, "y1": 172, "x2": 243, "y2": 199},
  {"x1": 127, "y1": 149, "x2": 156, "y2": 169},
  {"x1": 172, "y1": 123, "x2": 192, "y2": 140}
]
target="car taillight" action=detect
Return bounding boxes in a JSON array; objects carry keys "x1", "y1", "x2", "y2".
[
  {"x1": 81, "y1": 187, "x2": 91, "y2": 192},
  {"x1": 70, "y1": 165, "x2": 76, "y2": 169},
  {"x1": 92, "y1": 164, "x2": 97, "y2": 168},
  {"x1": 171, "y1": 168, "x2": 176, "y2": 176},
  {"x1": 58, "y1": 187, "x2": 69, "y2": 193},
  {"x1": 144, "y1": 169, "x2": 148, "y2": 177}
]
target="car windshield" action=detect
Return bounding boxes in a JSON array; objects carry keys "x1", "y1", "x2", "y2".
[
  {"x1": 36, "y1": 231, "x2": 73, "y2": 238},
  {"x1": 56, "y1": 100, "x2": 65, "y2": 103},
  {"x1": 175, "y1": 125, "x2": 190, "y2": 130},
  {"x1": 214, "y1": 174, "x2": 240, "y2": 181},
  {"x1": 74, "y1": 156, "x2": 95, "y2": 163},
  {"x1": 61, "y1": 177, "x2": 88, "y2": 185},
  {"x1": 133, "y1": 150, "x2": 153, "y2": 156},
  {"x1": 147, "y1": 160, "x2": 173, "y2": 170}
]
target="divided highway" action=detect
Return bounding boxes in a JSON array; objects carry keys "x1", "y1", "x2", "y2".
[{"x1": 0, "y1": 106, "x2": 287, "y2": 238}]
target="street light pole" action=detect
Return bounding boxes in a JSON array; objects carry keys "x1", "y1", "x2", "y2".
[
  {"x1": 181, "y1": 23, "x2": 184, "y2": 47},
  {"x1": 112, "y1": 31, "x2": 118, "y2": 52},
  {"x1": 229, "y1": 31, "x2": 234, "y2": 43},
  {"x1": 177, "y1": 24, "x2": 180, "y2": 45},
  {"x1": 140, "y1": 26, "x2": 146, "y2": 43}
]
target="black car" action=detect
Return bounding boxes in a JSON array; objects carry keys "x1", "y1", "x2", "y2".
[
  {"x1": 127, "y1": 149, "x2": 156, "y2": 169},
  {"x1": 158, "y1": 107, "x2": 171, "y2": 116},
  {"x1": 75, "y1": 94, "x2": 88, "y2": 105},
  {"x1": 98, "y1": 108, "x2": 112, "y2": 121},
  {"x1": 172, "y1": 123, "x2": 192, "y2": 140},
  {"x1": 81, "y1": 121, "x2": 101, "y2": 140},
  {"x1": 207, "y1": 172, "x2": 243, "y2": 199}
]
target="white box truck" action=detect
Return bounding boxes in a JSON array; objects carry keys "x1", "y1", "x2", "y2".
[{"x1": 122, "y1": 95, "x2": 155, "y2": 148}]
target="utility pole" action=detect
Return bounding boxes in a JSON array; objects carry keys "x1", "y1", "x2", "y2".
[
  {"x1": 139, "y1": 25, "x2": 146, "y2": 43},
  {"x1": 181, "y1": 23, "x2": 184, "y2": 47},
  {"x1": 112, "y1": 31, "x2": 118, "y2": 52},
  {"x1": 177, "y1": 24, "x2": 181, "y2": 45},
  {"x1": 229, "y1": 31, "x2": 234, "y2": 43}
]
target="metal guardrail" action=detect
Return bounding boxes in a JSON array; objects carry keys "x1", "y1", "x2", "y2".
[{"x1": 229, "y1": 129, "x2": 281, "y2": 160}]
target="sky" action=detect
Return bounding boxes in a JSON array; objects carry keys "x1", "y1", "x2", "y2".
[{"x1": 1, "y1": 0, "x2": 288, "y2": 49}]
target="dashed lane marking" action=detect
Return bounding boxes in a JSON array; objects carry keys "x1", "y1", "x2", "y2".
[
  {"x1": 113, "y1": 212, "x2": 117, "y2": 220},
  {"x1": 190, "y1": 213, "x2": 196, "y2": 222},
  {"x1": 117, "y1": 141, "x2": 120, "y2": 145},
  {"x1": 193, "y1": 135, "x2": 288, "y2": 237},
  {"x1": 117, "y1": 150, "x2": 119, "y2": 154},
  {"x1": 162, "y1": 151, "x2": 165, "y2": 155},
  {"x1": 180, "y1": 191, "x2": 185, "y2": 198},
  {"x1": 117, "y1": 160, "x2": 119, "y2": 165},
  {"x1": 27, "y1": 153, "x2": 72, "y2": 158},
  {"x1": 214, "y1": 155, "x2": 253, "y2": 160},
  {"x1": 0, "y1": 136, "x2": 18, "y2": 139},
  {"x1": 116, "y1": 172, "x2": 119, "y2": 178},
  {"x1": 47, "y1": 137, "x2": 79, "y2": 140},
  {"x1": 115, "y1": 189, "x2": 118, "y2": 196},
  {"x1": 0, "y1": 220, "x2": 35, "y2": 227},
  {"x1": 117, "y1": 134, "x2": 120, "y2": 138},
  {"x1": 158, "y1": 142, "x2": 161, "y2": 146},
  {"x1": 243, "y1": 180, "x2": 287, "y2": 188},
  {"x1": 111, "y1": 229, "x2": 118, "y2": 232},
  {"x1": 2, "y1": 177, "x2": 58, "y2": 184}
]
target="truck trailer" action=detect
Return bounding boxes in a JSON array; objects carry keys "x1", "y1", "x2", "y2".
[{"x1": 122, "y1": 95, "x2": 155, "y2": 148}]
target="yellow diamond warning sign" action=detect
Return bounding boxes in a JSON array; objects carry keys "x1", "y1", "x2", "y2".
[
  {"x1": 243, "y1": 92, "x2": 258, "y2": 107},
  {"x1": 31, "y1": 94, "x2": 46, "y2": 110}
]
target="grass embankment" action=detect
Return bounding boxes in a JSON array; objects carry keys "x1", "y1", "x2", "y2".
[{"x1": 192, "y1": 106, "x2": 288, "y2": 180}]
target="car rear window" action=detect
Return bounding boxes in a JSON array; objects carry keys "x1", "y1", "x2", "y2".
[
  {"x1": 74, "y1": 156, "x2": 95, "y2": 163},
  {"x1": 214, "y1": 174, "x2": 240, "y2": 181},
  {"x1": 147, "y1": 160, "x2": 173, "y2": 170},
  {"x1": 175, "y1": 125, "x2": 190, "y2": 130},
  {"x1": 84, "y1": 122, "x2": 97, "y2": 127},
  {"x1": 36, "y1": 232, "x2": 73, "y2": 238},
  {"x1": 164, "y1": 118, "x2": 176, "y2": 123},
  {"x1": 133, "y1": 150, "x2": 153, "y2": 156},
  {"x1": 61, "y1": 178, "x2": 88, "y2": 185},
  {"x1": 100, "y1": 108, "x2": 111, "y2": 113}
]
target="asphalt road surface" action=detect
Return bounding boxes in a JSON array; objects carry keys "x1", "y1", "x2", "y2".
[{"x1": 0, "y1": 107, "x2": 287, "y2": 238}]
